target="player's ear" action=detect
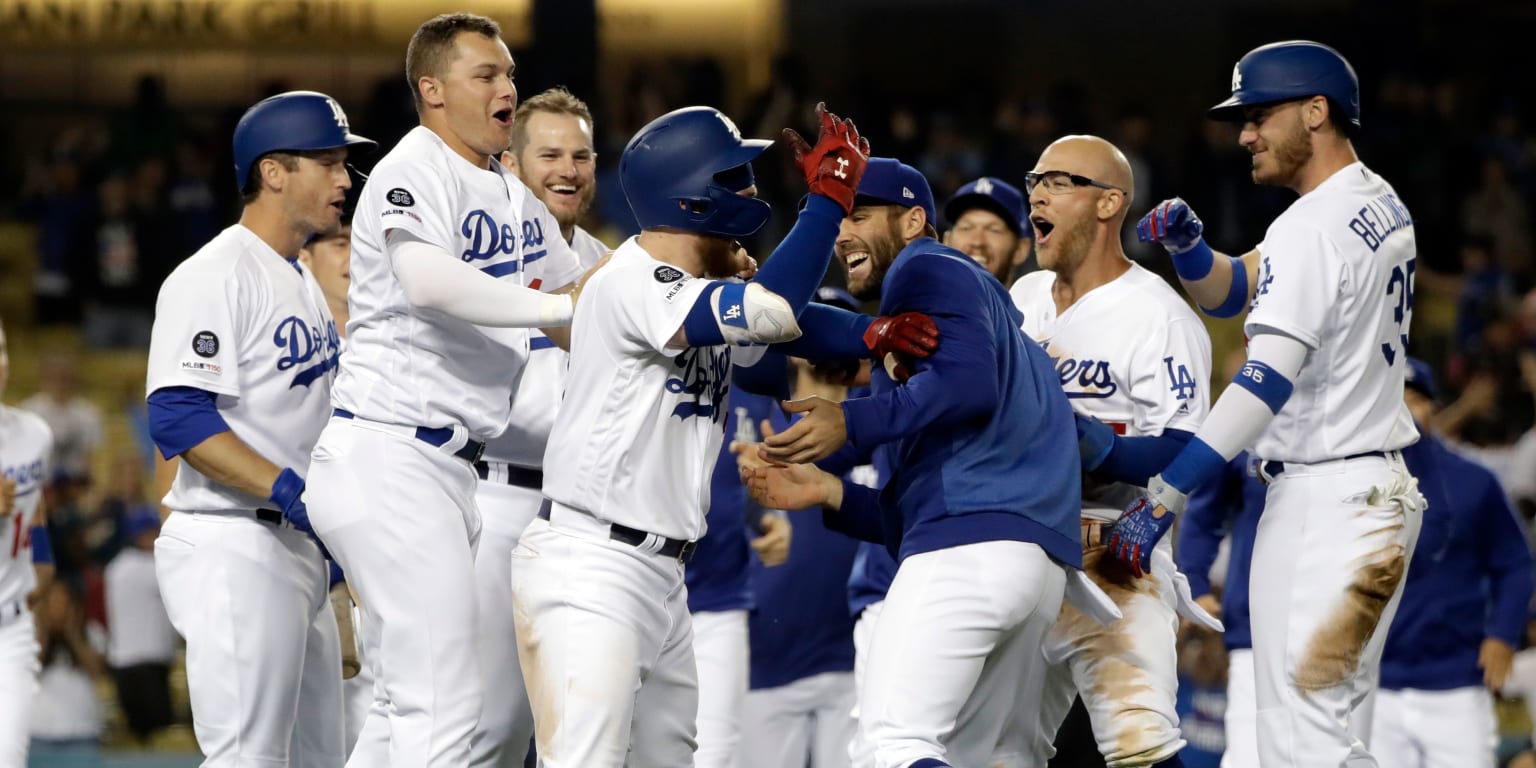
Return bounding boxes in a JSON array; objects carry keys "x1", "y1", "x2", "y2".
[
  {"x1": 500, "y1": 150, "x2": 518, "y2": 172},
  {"x1": 258, "y1": 156, "x2": 286, "y2": 194},
  {"x1": 1304, "y1": 95, "x2": 1329, "y2": 132},
  {"x1": 900, "y1": 206, "x2": 927, "y2": 241},
  {"x1": 1096, "y1": 188, "x2": 1123, "y2": 221},
  {"x1": 418, "y1": 75, "x2": 444, "y2": 109}
]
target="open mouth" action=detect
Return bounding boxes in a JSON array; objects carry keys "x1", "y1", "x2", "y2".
[
  {"x1": 1031, "y1": 215, "x2": 1054, "y2": 245},
  {"x1": 548, "y1": 183, "x2": 579, "y2": 200},
  {"x1": 845, "y1": 251, "x2": 870, "y2": 273},
  {"x1": 493, "y1": 108, "x2": 514, "y2": 127},
  {"x1": 329, "y1": 198, "x2": 345, "y2": 215}
]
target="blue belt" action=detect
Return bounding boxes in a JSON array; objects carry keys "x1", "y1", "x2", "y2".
[
  {"x1": 1261, "y1": 450, "x2": 1386, "y2": 482},
  {"x1": 332, "y1": 409, "x2": 486, "y2": 463}
]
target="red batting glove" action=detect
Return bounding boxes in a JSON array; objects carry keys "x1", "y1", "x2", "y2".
[
  {"x1": 781, "y1": 102, "x2": 871, "y2": 215},
  {"x1": 863, "y1": 312, "x2": 940, "y2": 359}
]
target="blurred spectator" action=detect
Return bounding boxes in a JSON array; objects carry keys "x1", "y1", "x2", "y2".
[
  {"x1": 91, "y1": 451, "x2": 158, "y2": 565},
  {"x1": 1462, "y1": 154, "x2": 1532, "y2": 278},
  {"x1": 168, "y1": 139, "x2": 222, "y2": 256},
  {"x1": 104, "y1": 511, "x2": 176, "y2": 746},
  {"x1": 20, "y1": 352, "x2": 104, "y2": 485},
  {"x1": 18, "y1": 146, "x2": 93, "y2": 325},
  {"x1": 1454, "y1": 237, "x2": 1517, "y2": 353},
  {"x1": 107, "y1": 75, "x2": 179, "y2": 171},
  {"x1": 29, "y1": 580, "x2": 106, "y2": 761}
]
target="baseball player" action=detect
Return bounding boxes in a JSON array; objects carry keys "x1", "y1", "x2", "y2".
[
  {"x1": 0, "y1": 317, "x2": 55, "y2": 768},
  {"x1": 303, "y1": 13, "x2": 593, "y2": 767},
  {"x1": 1119, "y1": 40, "x2": 1425, "y2": 766},
  {"x1": 687, "y1": 383, "x2": 791, "y2": 768},
  {"x1": 743, "y1": 157, "x2": 1099, "y2": 768},
  {"x1": 739, "y1": 340, "x2": 864, "y2": 768},
  {"x1": 942, "y1": 176, "x2": 1034, "y2": 284},
  {"x1": 995, "y1": 134, "x2": 1217, "y2": 768},
  {"x1": 462, "y1": 86, "x2": 610, "y2": 768},
  {"x1": 145, "y1": 90, "x2": 373, "y2": 766},
  {"x1": 1370, "y1": 359, "x2": 1534, "y2": 768},
  {"x1": 297, "y1": 192, "x2": 373, "y2": 760},
  {"x1": 511, "y1": 103, "x2": 877, "y2": 767},
  {"x1": 1178, "y1": 449, "x2": 1267, "y2": 768}
]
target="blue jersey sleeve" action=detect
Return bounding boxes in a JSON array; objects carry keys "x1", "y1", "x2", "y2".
[
  {"x1": 821, "y1": 480, "x2": 885, "y2": 546},
  {"x1": 1479, "y1": 469, "x2": 1535, "y2": 646},
  {"x1": 1177, "y1": 453, "x2": 1245, "y2": 599},
  {"x1": 842, "y1": 255, "x2": 998, "y2": 450}
]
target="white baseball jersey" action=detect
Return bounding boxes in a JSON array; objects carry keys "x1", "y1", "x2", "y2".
[
  {"x1": 542, "y1": 237, "x2": 767, "y2": 540},
  {"x1": 333, "y1": 126, "x2": 584, "y2": 439},
  {"x1": 1246, "y1": 162, "x2": 1419, "y2": 463},
  {"x1": 1011, "y1": 263, "x2": 1212, "y2": 521},
  {"x1": 146, "y1": 225, "x2": 339, "y2": 513},
  {"x1": 0, "y1": 405, "x2": 51, "y2": 607},
  {"x1": 485, "y1": 225, "x2": 610, "y2": 466}
]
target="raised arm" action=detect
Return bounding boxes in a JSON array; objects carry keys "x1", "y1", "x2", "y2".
[{"x1": 1138, "y1": 198, "x2": 1261, "y2": 318}]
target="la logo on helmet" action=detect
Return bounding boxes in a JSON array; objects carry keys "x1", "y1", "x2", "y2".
[
  {"x1": 714, "y1": 112, "x2": 743, "y2": 141},
  {"x1": 1231, "y1": 65, "x2": 1243, "y2": 92},
  {"x1": 327, "y1": 97, "x2": 350, "y2": 130}
]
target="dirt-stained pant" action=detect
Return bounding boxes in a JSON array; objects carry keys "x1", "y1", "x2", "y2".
[{"x1": 1250, "y1": 452, "x2": 1423, "y2": 767}]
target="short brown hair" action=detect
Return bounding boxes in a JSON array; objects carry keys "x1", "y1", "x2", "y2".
[
  {"x1": 405, "y1": 13, "x2": 502, "y2": 111},
  {"x1": 241, "y1": 151, "x2": 300, "y2": 204},
  {"x1": 509, "y1": 87, "x2": 595, "y2": 156}
]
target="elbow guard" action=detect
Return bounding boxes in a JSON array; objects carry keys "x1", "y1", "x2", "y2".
[{"x1": 710, "y1": 282, "x2": 803, "y2": 345}]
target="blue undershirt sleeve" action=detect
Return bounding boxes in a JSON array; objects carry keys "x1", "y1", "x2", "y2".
[{"x1": 147, "y1": 386, "x2": 231, "y2": 460}]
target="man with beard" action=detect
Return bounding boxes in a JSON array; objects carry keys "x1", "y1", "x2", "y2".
[
  {"x1": 1118, "y1": 41, "x2": 1425, "y2": 767},
  {"x1": 458, "y1": 86, "x2": 611, "y2": 767},
  {"x1": 943, "y1": 176, "x2": 1034, "y2": 284},
  {"x1": 512, "y1": 104, "x2": 914, "y2": 767},
  {"x1": 995, "y1": 135, "x2": 1218, "y2": 768},
  {"x1": 740, "y1": 158, "x2": 1102, "y2": 768}
]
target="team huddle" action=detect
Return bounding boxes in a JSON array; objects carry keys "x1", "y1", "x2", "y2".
[{"x1": 0, "y1": 9, "x2": 1451, "y2": 768}]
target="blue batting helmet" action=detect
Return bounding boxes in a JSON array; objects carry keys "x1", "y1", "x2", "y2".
[
  {"x1": 233, "y1": 91, "x2": 376, "y2": 191},
  {"x1": 1208, "y1": 41, "x2": 1360, "y2": 131},
  {"x1": 620, "y1": 107, "x2": 773, "y2": 238}
]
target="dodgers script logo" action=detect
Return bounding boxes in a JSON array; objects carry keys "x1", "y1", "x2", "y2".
[
  {"x1": 273, "y1": 316, "x2": 341, "y2": 388},
  {"x1": 1045, "y1": 343, "x2": 1119, "y2": 399},
  {"x1": 1, "y1": 459, "x2": 45, "y2": 493},
  {"x1": 460, "y1": 210, "x2": 518, "y2": 262},
  {"x1": 668, "y1": 346, "x2": 732, "y2": 422}
]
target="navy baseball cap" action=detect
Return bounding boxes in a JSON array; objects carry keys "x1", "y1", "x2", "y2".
[
  {"x1": 855, "y1": 157, "x2": 937, "y2": 226},
  {"x1": 945, "y1": 176, "x2": 1032, "y2": 239},
  {"x1": 1405, "y1": 357, "x2": 1436, "y2": 400}
]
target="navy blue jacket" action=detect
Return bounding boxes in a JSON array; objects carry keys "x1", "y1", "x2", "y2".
[
  {"x1": 827, "y1": 239, "x2": 1080, "y2": 568},
  {"x1": 686, "y1": 387, "x2": 781, "y2": 613},
  {"x1": 1381, "y1": 432, "x2": 1534, "y2": 690}
]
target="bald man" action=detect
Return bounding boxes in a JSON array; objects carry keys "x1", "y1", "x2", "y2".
[{"x1": 993, "y1": 136, "x2": 1219, "y2": 768}]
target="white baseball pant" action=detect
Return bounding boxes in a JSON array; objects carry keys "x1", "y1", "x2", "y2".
[
  {"x1": 1021, "y1": 535, "x2": 1187, "y2": 767},
  {"x1": 306, "y1": 417, "x2": 484, "y2": 768},
  {"x1": 848, "y1": 600, "x2": 884, "y2": 768},
  {"x1": 1222, "y1": 648, "x2": 1258, "y2": 768},
  {"x1": 1249, "y1": 453, "x2": 1424, "y2": 767},
  {"x1": 469, "y1": 475, "x2": 542, "y2": 767},
  {"x1": 692, "y1": 609, "x2": 748, "y2": 768},
  {"x1": 512, "y1": 508, "x2": 698, "y2": 768},
  {"x1": 0, "y1": 611, "x2": 39, "y2": 768},
  {"x1": 1370, "y1": 687, "x2": 1497, "y2": 768},
  {"x1": 741, "y1": 671, "x2": 856, "y2": 768},
  {"x1": 341, "y1": 599, "x2": 374, "y2": 760},
  {"x1": 154, "y1": 511, "x2": 344, "y2": 767},
  {"x1": 860, "y1": 540, "x2": 1066, "y2": 768}
]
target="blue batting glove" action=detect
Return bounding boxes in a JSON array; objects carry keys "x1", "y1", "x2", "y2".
[
  {"x1": 1107, "y1": 473, "x2": 1186, "y2": 578},
  {"x1": 271, "y1": 467, "x2": 333, "y2": 559},
  {"x1": 1075, "y1": 413, "x2": 1114, "y2": 471},
  {"x1": 1136, "y1": 198, "x2": 1204, "y2": 255}
]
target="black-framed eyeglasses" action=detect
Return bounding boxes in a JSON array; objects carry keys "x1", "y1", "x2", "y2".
[{"x1": 1023, "y1": 170, "x2": 1125, "y2": 196}]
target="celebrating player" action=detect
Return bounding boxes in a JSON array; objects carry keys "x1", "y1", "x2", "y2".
[
  {"x1": 510, "y1": 103, "x2": 875, "y2": 767},
  {"x1": 942, "y1": 176, "x2": 1034, "y2": 284},
  {"x1": 302, "y1": 13, "x2": 592, "y2": 767},
  {"x1": 458, "y1": 86, "x2": 611, "y2": 768},
  {"x1": 742, "y1": 157, "x2": 1098, "y2": 768},
  {"x1": 145, "y1": 90, "x2": 373, "y2": 766},
  {"x1": 0, "y1": 317, "x2": 55, "y2": 768},
  {"x1": 998, "y1": 135, "x2": 1218, "y2": 768},
  {"x1": 1119, "y1": 40, "x2": 1425, "y2": 766}
]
